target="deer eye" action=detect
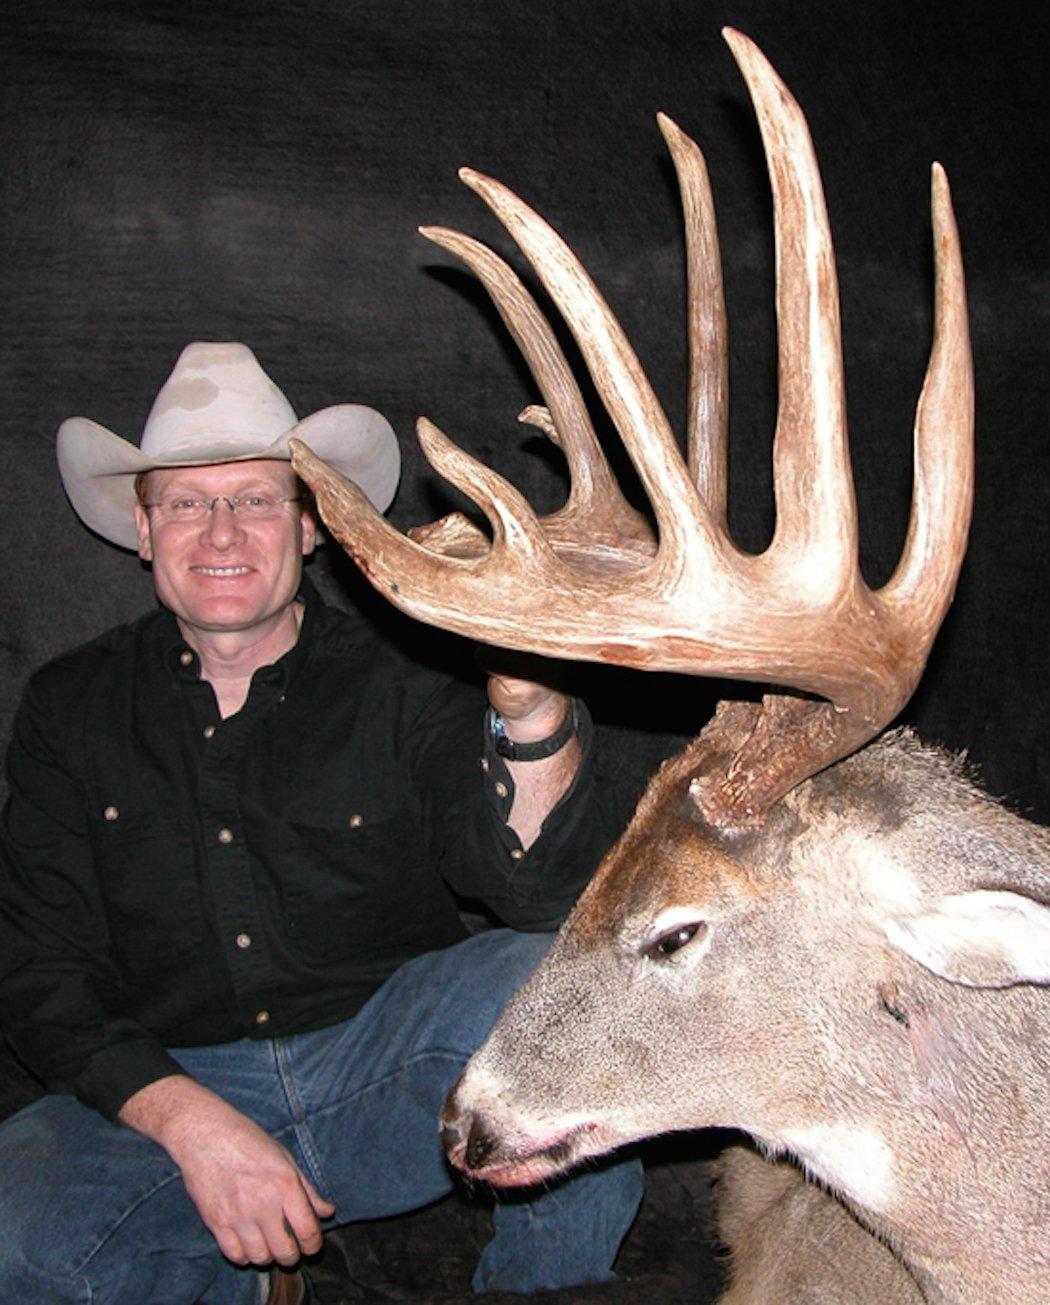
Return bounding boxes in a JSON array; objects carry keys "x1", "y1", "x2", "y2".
[{"x1": 643, "y1": 921, "x2": 707, "y2": 961}]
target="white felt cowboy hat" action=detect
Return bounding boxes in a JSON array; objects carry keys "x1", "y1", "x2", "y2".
[{"x1": 56, "y1": 341, "x2": 400, "y2": 550}]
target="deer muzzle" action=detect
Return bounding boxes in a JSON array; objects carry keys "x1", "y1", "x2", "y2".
[{"x1": 441, "y1": 1078, "x2": 604, "y2": 1187}]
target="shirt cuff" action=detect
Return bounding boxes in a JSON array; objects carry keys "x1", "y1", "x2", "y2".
[{"x1": 75, "y1": 1040, "x2": 189, "y2": 1122}]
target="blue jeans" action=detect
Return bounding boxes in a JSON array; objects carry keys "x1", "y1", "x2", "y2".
[{"x1": 0, "y1": 929, "x2": 642, "y2": 1302}]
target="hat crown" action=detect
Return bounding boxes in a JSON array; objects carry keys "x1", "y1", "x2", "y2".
[
  {"x1": 140, "y1": 342, "x2": 299, "y2": 459},
  {"x1": 56, "y1": 340, "x2": 400, "y2": 550}
]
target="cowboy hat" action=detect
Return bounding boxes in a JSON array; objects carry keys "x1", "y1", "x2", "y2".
[{"x1": 56, "y1": 341, "x2": 400, "y2": 550}]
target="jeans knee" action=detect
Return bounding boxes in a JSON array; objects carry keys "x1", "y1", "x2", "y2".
[
  {"x1": 0, "y1": 1111, "x2": 70, "y2": 1255},
  {"x1": 423, "y1": 929, "x2": 554, "y2": 1050}
]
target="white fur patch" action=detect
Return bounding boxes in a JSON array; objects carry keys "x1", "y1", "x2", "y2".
[
  {"x1": 780, "y1": 1122, "x2": 897, "y2": 1212},
  {"x1": 647, "y1": 904, "x2": 710, "y2": 937},
  {"x1": 856, "y1": 844, "x2": 923, "y2": 914}
]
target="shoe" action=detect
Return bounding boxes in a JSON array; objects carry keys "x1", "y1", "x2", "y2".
[{"x1": 266, "y1": 1267, "x2": 310, "y2": 1305}]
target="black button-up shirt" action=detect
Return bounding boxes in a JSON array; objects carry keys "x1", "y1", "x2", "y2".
[{"x1": 0, "y1": 580, "x2": 625, "y2": 1120}]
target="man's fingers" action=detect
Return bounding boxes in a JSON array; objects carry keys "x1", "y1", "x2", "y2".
[
  {"x1": 487, "y1": 675, "x2": 565, "y2": 722},
  {"x1": 301, "y1": 1173, "x2": 336, "y2": 1220},
  {"x1": 253, "y1": 1211, "x2": 302, "y2": 1267},
  {"x1": 236, "y1": 1223, "x2": 273, "y2": 1266},
  {"x1": 283, "y1": 1180, "x2": 328, "y2": 1256},
  {"x1": 213, "y1": 1226, "x2": 249, "y2": 1265}
]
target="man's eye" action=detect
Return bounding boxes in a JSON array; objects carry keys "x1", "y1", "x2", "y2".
[
  {"x1": 237, "y1": 495, "x2": 275, "y2": 515},
  {"x1": 170, "y1": 498, "x2": 202, "y2": 512},
  {"x1": 643, "y1": 921, "x2": 707, "y2": 960}
]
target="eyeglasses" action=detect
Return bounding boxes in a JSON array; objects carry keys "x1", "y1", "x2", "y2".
[{"x1": 143, "y1": 494, "x2": 303, "y2": 525}]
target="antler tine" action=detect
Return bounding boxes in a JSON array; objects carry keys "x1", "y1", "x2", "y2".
[
  {"x1": 413, "y1": 415, "x2": 559, "y2": 564},
  {"x1": 657, "y1": 113, "x2": 729, "y2": 528},
  {"x1": 883, "y1": 163, "x2": 974, "y2": 628},
  {"x1": 724, "y1": 28, "x2": 859, "y2": 593},
  {"x1": 292, "y1": 435, "x2": 567, "y2": 654},
  {"x1": 290, "y1": 434, "x2": 471, "y2": 589},
  {"x1": 419, "y1": 225, "x2": 651, "y2": 548},
  {"x1": 459, "y1": 167, "x2": 724, "y2": 576}
]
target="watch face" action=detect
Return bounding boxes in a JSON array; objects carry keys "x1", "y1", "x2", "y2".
[{"x1": 488, "y1": 709, "x2": 514, "y2": 758}]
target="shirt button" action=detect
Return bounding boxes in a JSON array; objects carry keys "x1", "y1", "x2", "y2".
[
  {"x1": 218, "y1": 827, "x2": 234, "y2": 844},
  {"x1": 494, "y1": 781, "x2": 509, "y2": 799},
  {"x1": 203, "y1": 725, "x2": 216, "y2": 739},
  {"x1": 255, "y1": 1010, "x2": 270, "y2": 1025},
  {"x1": 103, "y1": 805, "x2": 119, "y2": 821},
  {"x1": 235, "y1": 933, "x2": 252, "y2": 949},
  {"x1": 510, "y1": 848, "x2": 524, "y2": 861},
  {"x1": 348, "y1": 813, "x2": 364, "y2": 829},
  {"x1": 179, "y1": 650, "x2": 193, "y2": 667},
  {"x1": 479, "y1": 757, "x2": 490, "y2": 773}
]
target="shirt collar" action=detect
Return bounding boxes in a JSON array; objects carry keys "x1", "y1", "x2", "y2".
[{"x1": 156, "y1": 572, "x2": 326, "y2": 689}]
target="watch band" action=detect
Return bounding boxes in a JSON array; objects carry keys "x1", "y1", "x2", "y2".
[{"x1": 487, "y1": 700, "x2": 578, "y2": 762}]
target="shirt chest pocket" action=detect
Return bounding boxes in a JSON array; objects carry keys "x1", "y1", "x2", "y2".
[
  {"x1": 90, "y1": 809, "x2": 202, "y2": 969},
  {"x1": 282, "y1": 814, "x2": 431, "y2": 961}
]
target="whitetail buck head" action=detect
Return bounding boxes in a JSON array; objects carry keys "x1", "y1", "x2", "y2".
[{"x1": 292, "y1": 28, "x2": 1049, "y2": 1303}]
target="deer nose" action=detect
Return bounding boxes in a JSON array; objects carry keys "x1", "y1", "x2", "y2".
[
  {"x1": 464, "y1": 1118, "x2": 497, "y2": 1171},
  {"x1": 440, "y1": 1089, "x2": 470, "y2": 1163},
  {"x1": 440, "y1": 1093, "x2": 501, "y2": 1172},
  {"x1": 439, "y1": 1118, "x2": 464, "y2": 1157}
]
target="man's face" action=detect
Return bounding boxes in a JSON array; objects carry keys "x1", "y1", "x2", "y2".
[{"x1": 134, "y1": 459, "x2": 317, "y2": 641}]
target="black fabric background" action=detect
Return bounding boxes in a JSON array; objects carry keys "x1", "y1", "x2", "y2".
[
  {"x1": 0, "y1": 4, "x2": 1046, "y2": 1293},
  {"x1": 2, "y1": 0, "x2": 1046, "y2": 817}
]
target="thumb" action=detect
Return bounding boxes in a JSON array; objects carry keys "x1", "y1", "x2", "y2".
[{"x1": 300, "y1": 1172, "x2": 335, "y2": 1218}]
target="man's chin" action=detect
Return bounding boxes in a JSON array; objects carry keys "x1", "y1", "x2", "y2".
[
  {"x1": 165, "y1": 589, "x2": 288, "y2": 639},
  {"x1": 177, "y1": 606, "x2": 266, "y2": 635}
]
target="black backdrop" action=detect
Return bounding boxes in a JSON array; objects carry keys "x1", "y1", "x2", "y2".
[{"x1": 2, "y1": 0, "x2": 1048, "y2": 821}]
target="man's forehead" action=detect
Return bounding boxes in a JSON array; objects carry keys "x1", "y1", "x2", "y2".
[{"x1": 147, "y1": 459, "x2": 295, "y2": 491}]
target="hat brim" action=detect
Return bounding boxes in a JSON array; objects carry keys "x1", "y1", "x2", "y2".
[{"x1": 57, "y1": 404, "x2": 401, "y2": 550}]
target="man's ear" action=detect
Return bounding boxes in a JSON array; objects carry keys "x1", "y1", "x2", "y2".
[
  {"x1": 884, "y1": 889, "x2": 1050, "y2": 988},
  {"x1": 134, "y1": 504, "x2": 153, "y2": 562},
  {"x1": 299, "y1": 508, "x2": 318, "y2": 557}
]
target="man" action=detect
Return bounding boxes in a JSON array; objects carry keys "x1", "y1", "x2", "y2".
[{"x1": 0, "y1": 343, "x2": 642, "y2": 1303}]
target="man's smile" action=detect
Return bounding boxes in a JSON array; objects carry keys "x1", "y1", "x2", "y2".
[{"x1": 190, "y1": 565, "x2": 254, "y2": 577}]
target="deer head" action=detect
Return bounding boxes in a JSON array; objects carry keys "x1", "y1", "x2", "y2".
[{"x1": 291, "y1": 27, "x2": 973, "y2": 829}]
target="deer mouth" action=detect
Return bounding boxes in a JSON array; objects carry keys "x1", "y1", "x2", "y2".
[{"x1": 442, "y1": 1117, "x2": 603, "y2": 1188}]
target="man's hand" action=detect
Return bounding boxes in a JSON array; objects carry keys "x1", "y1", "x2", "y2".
[
  {"x1": 479, "y1": 649, "x2": 581, "y2": 849},
  {"x1": 482, "y1": 647, "x2": 572, "y2": 743},
  {"x1": 486, "y1": 672, "x2": 572, "y2": 742},
  {"x1": 120, "y1": 1075, "x2": 334, "y2": 1266}
]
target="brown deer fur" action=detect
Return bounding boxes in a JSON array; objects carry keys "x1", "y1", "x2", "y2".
[{"x1": 713, "y1": 1145, "x2": 922, "y2": 1304}]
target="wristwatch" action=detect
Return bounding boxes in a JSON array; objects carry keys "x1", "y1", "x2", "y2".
[{"x1": 486, "y1": 700, "x2": 579, "y2": 762}]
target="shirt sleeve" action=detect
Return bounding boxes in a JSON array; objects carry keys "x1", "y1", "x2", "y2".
[
  {"x1": 0, "y1": 671, "x2": 184, "y2": 1121},
  {"x1": 401, "y1": 671, "x2": 636, "y2": 930}
]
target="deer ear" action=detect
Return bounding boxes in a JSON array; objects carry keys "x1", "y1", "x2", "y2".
[{"x1": 884, "y1": 890, "x2": 1050, "y2": 989}]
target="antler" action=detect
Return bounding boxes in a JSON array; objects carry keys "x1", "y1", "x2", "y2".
[{"x1": 291, "y1": 28, "x2": 973, "y2": 828}]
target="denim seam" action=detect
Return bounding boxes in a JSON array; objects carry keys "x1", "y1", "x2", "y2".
[
  {"x1": 74, "y1": 1169, "x2": 184, "y2": 1274},
  {"x1": 274, "y1": 1036, "x2": 330, "y2": 1200},
  {"x1": 271, "y1": 1047, "x2": 467, "y2": 1177},
  {"x1": 307, "y1": 1047, "x2": 466, "y2": 1114}
]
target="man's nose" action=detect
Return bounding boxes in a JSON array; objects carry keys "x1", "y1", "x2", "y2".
[{"x1": 200, "y1": 499, "x2": 244, "y2": 546}]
